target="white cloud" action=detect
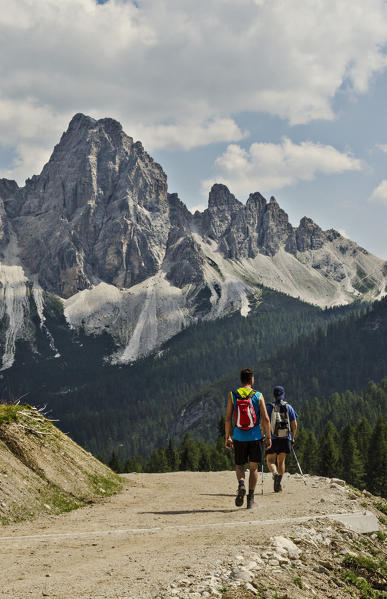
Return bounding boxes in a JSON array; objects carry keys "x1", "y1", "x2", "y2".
[
  {"x1": 369, "y1": 180, "x2": 387, "y2": 205},
  {"x1": 376, "y1": 144, "x2": 387, "y2": 153},
  {"x1": 132, "y1": 119, "x2": 248, "y2": 151},
  {"x1": 202, "y1": 138, "x2": 363, "y2": 197},
  {"x1": 0, "y1": 98, "x2": 71, "y2": 180},
  {"x1": 1, "y1": 0, "x2": 387, "y2": 182}
]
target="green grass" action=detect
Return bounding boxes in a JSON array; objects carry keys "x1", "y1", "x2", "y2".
[
  {"x1": 374, "y1": 501, "x2": 387, "y2": 516},
  {"x1": 293, "y1": 577, "x2": 303, "y2": 589},
  {"x1": 43, "y1": 483, "x2": 83, "y2": 514},
  {"x1": 342, "y1": 554, "x2": 387, "y2": 577},
  {"x1": 87, "y1": 473, "x2": 122, "y2": 496},
  {"x1": 377, "y1": 515, "x2": 387, "y2": 527},
  {"x1": 342, "y1": 571, "x2": 376, "y2": 598},
  {"x1": 342, "y1": 553, "x2": 387, "y2": 599},
  {"x1": 0, "y1": 404, "x2": 23, "y2": 426}
]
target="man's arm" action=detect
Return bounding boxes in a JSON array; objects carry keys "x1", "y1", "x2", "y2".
[
  {"x1": 291, "y1": 419, "x2": 297, "y2": 444},
  {"x1": 259, "y1": 396, "x2": 272, "y2": 450},
  {"x1": 225, "y1": 393, "x2": 234, "y2": 449}
]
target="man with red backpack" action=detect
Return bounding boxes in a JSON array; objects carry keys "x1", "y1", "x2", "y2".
[{"x1": 225, "y1": 368, "x2": 271, "y2": 509}]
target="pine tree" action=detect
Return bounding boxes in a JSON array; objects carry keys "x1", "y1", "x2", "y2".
[
  {"x1": 147, "y1": 448, "x2": 169, "y2": 473},
  {"x1": 288, "y1": 428, "x2": 308, "y2": 474},
  {"x1": 123, "y1": 456, "x2": 143, "y2": 473},
  {"x1": 367, "y1": 417, "x2": 387, "y2": 497},
  {"x1": 108, "y1": 450, "x2": 123, "y2": 473},
  {"x1": 166, "y1": 439, "x2": 180, "y2": 471},
  {"x1": 198, "y1": 443, "x2": 212, "y2": 471},
  {"x1": 217, "y1": 416, "x2": 226, "y2": 438},
  {"x1": 319, "y1": 422, "x2": 341, "y2": 478},
  {"x1": 355, "y1": 417, "x2": 372, "y2": 465},
  {"x1": 341, "y1": 424, "x2": 365, "y2": 488},
  {"x1": 302, "y1": 431, "x2": 319, "y2": 475},
  {"x1": 179, "y1": 433, "x2": 200, "y2": 471},
  {"x1": 211, "y1": 437, "x2": 230, "y2": 471}
]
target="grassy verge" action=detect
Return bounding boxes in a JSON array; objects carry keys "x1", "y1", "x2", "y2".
[
  {"x1": 0, "y1": 404, "x2": 23, "y2": 426},
  {"x1": 87, "y1": 473, "x2": 122, "y2": 496},
  {"x1": 341, "y1": 554, "x2": 387, "y2": 598}
]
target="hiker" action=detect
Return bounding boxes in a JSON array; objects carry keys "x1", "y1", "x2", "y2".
[
  {"x1": 266, "y1": 385, "x2": 298, "y2": 492},
  {"x1": 225, "y1": 368, "x2": 272, "y2": 509}
]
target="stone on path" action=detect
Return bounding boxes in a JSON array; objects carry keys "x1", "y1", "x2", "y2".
[{"x1": 331, "y1": 510, "x2": 379, "y2": 533}]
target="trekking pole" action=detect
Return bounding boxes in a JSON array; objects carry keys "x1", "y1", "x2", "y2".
[
  {"x1": 261, "y1": 463, "x2": 264, "y2": 495},
  {"x1": 291, "y1": 446, "x2": 307, "y2": 485}
]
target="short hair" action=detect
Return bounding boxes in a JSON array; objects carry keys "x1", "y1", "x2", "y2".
[{"x1": 240, "y1": 368, "x2": 254, "y2": 385}]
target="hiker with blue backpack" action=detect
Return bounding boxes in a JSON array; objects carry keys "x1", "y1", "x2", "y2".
[
  {"x1": 266, "y1": 385, "x2": 298, "y2": 492},
  {"x1": 225, "y1": 368, "x2": 272, "y2": 509}
]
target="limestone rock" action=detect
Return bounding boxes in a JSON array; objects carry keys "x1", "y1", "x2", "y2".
[
  {"x1": 272, "y1": 536, "x2": 301, "y2": 560},
  {"x1": 5, "y1": 114, "x2": 170, "y2": 297},
  {"x1": 331, "y1": 478, "x2": 346, "y2": 486},
  {"x1": 296, "y1": 217, "x2": 326, "y2": 252},
  {"x1": 230, "y1": 567, "x2": 253, "y2": 582}
]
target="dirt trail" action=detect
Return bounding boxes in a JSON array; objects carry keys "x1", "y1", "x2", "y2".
[{"x1": 0, "y1": 472, "x2": 373, "y2": 599}]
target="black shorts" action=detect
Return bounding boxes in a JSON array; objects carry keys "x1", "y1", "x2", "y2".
[
  {"x1": 266, "y1": 438, "x2": 292, "y2": 455},
  {"x1": 234, "y1": 440, "x2": 264, "y2": 465}
]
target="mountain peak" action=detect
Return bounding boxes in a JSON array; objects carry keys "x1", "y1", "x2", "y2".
[
  {"x1": 208, "y1": 184, "x2": 242, "y2": 210},
  {"x1": 68, "y1": 112, "x2": 96, "y2": 131},
  {"x1": 296, "y1": 216, "x2": 326, "y2": 251}
]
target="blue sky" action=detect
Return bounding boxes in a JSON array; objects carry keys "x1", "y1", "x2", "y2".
[
  {"x1": 1, "y1": 0, "x2": 387, "y2": 258},
  {"x1": 155, "y1": 71, "x2": 387, "y2": 257}
]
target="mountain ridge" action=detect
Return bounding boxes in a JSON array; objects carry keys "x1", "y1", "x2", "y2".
[{"x1": 0, "y1": 113, "x2": 386, "y2": 370}]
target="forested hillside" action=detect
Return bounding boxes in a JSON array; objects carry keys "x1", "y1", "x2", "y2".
[
  {"x1": 177, "y1": 296, "x2": 387, "y2": 441},
  {"x1": 0, "y1": 287, "x2": 362, "y2": 457},
  {"x1": 110, "y1": 379, "x2": 387, "y2": 498}
]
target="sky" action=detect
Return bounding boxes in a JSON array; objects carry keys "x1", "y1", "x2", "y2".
[{"x1": 0, "y1": 0, "x2": 387, "y2": 258}]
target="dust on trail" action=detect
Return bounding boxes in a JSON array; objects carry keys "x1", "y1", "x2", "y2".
[{"x1": 0, "y1": 471, "x2": 368, "y2": 599}]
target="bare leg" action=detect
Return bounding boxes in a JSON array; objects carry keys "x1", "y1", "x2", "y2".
[
  {"x1": 277, "y1": 453, "x2": 286, "y2": 475},
  {"x1": 236, "y1": 464, "x2": 246, "y2": 483},
  {"x1": 266, "y1": 453, "x2": 278, "y2": 474},
  {"x1": 249, "y1": 462, "x2": 258, "y2": 491},
  {"x1": 235, "y1": 464, "x2": 247, "y2": 507}
]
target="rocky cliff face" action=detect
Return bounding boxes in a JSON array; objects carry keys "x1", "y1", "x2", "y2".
[
  {"x1": 0, "y1": 113, "x2": 386, "y2": 369},
  {"x1": 3, "y1": 114, "x2": 170, "y2": 298}
]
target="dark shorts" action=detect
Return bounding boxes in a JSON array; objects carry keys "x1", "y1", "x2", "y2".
[
  {"x1": 234, "y1": 439, "x2": 264, "y2": 465},
  {"x1": 266, "y1": 438, "x2": 292, "y2": 455}
]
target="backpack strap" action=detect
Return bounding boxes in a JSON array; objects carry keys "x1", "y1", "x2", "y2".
[
  {"x1": 232, "y1": 389, "x2": 256, "y2": 409},
  {"x1": 233, "y1": 388, "x2": 255, "y2": 399}
]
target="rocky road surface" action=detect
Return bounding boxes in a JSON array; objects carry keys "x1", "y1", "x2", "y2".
[{"x1": 0, "y1": 472, "x2": 384, "y2": 599}]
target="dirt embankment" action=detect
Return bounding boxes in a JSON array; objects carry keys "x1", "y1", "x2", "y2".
[{"x1": 0, "y1": 403, "x2": 121, "y2": 524}]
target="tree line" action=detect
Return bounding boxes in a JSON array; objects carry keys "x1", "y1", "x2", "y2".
[
  {"x1": 12, "y1": 285, "x2": 362, "y2": 458},
  {"x1": 106, "y1": 413, "x2": 387, "y2": 498}
]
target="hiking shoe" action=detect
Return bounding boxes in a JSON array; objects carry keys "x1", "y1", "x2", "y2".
[
  {"x1": 235, "y1": 483, "x2": 246, "y2": 507},
  {"x1": 246, "y1": 493, "x2": 255, "y2": 509},
  {"x1": 274, "y1": 473, "x2": 282, "y2": 493}
]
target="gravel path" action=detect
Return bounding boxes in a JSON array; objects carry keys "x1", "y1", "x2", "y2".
[{"x1": 0, "y1": 471, "x2": 363, "y2": 599}]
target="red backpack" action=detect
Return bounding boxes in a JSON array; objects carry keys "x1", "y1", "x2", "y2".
[{"x1": 233, "y1": 389, "x2": 258, "y2": 430}]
